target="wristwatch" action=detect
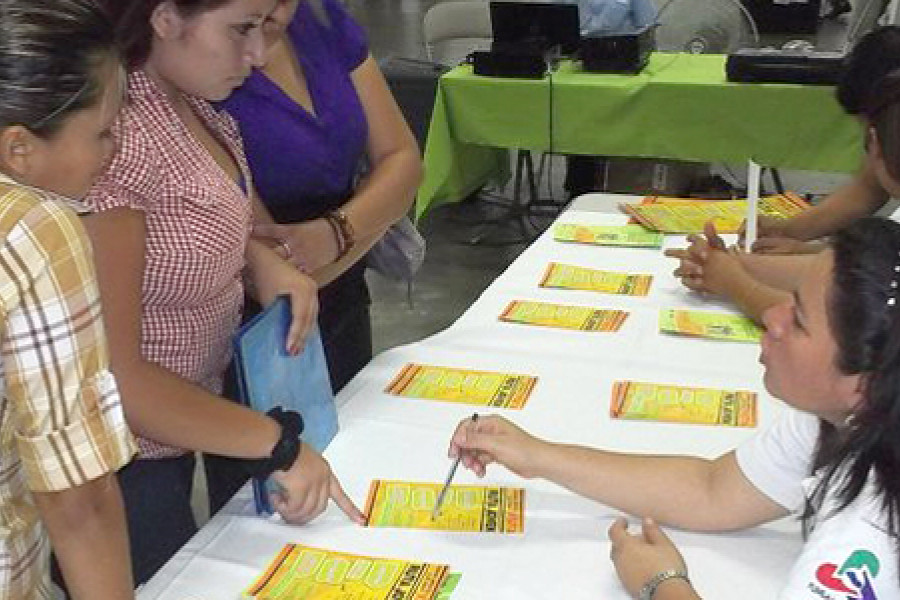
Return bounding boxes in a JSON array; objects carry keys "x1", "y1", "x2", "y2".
[
  {"x1": 243, "y1": 407, "x2": 304, "y2": 478},
  {"x1": 638, "y1": 569, "x2": 690, "y2": 600}
]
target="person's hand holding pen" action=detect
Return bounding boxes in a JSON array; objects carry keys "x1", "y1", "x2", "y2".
[
  {"x1": 431, "y1": 414, "x2": 478, "y2": 520},
  {"x1": 448, "y1": 415, "x2": 550, "y2": 479}
]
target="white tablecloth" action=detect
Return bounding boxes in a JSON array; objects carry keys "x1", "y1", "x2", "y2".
[{"x1": 138, "y1": 194, "x2": 802, "y2": 600}]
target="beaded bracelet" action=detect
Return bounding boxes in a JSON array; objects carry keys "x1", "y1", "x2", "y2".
[{"x1": 325, "y1": 208, "x2": 355, "y2": 262}]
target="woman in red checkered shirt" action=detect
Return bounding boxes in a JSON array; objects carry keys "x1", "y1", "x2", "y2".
[{"x1": 79, "y1": 0, "x2": 366, "y2": 585}]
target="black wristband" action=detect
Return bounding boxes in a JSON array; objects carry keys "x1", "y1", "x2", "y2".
[{"x1": 244, "y1": 408, "x2": 304, "y2": 479}]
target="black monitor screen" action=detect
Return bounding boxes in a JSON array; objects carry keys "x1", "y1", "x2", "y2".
[{"x1": 490, "y1": 2, "x2": 581, "y2": 55}]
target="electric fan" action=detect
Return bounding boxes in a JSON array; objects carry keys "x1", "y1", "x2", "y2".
[{"x1": 654, "y1": 0, "x2": 760, "y2": 54}]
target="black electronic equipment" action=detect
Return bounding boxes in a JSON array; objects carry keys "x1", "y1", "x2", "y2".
[
  {"x1": 471, "y1": 49, "x2": 547, "y2": 79},
  {"x1": 579, "y1": 26, "x2": 656, "y2": 74},
  {"x1": 726, "y1": 48, "x2": 845, "y2": 85},
  {"x1": 740, "y1": 0, "x2": 821, "y2": 34},
  {"x1": 489, "y1": 2, "x2": 581, "y2": 56}
]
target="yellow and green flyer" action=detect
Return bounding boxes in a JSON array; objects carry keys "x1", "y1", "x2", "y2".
[
  {"x1": 553, "y1": 223, "x2": 664, "y2": 248},
  {"x1": 364, "y1": 480, "x2": 525, "y2": 534},
  {"x1": 610, "y1": 381, "x2": 757, "y2": 427},
  {"x1": 659, "y1": 309, "x2": 762, "y2": 342},
  {"x1": 385, "y1": 364, "x2": 536, "y2": 409},
  {"x1": 539, "y1": 262, "x2": 653, "y2": 296},
  {"x1": 622, "y1": 192, "x2": 809, "y2": 234},
  {"x1": 243, "y1": 543, "x2": 454, "y2": 600},
  {"x1": 499, "y1": 300, "x2": 628, "y2": 332},
  {"x1": 436, "y1": 574, "x2": 462, "y2": 600}
]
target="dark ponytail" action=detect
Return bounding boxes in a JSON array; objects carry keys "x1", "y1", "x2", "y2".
[
  {"x1": 97, "y1": 0, "x2": 233, "y2": 69},
  {"x1": 865, "y1": 74, "x2": 900, "y2": 186},
  {"x1": 836, "y1": 25, "x2": 900, "y2": 116},
  {"x1": 806, "y1": 218, "x2": 900, "y2": 582}
]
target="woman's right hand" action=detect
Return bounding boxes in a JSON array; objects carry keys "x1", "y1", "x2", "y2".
[
  {"x1": 449, "y1": 415, "x2": 549, "y2": 479},
  {"x1": 246, "y1": 239, "x2": 319, "y2": 354},
  {"x1": 270, "y1": 442, "x2": 366, "y2": 525}
]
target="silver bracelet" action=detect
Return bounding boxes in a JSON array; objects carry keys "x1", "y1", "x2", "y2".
[{"x1": 638, "y1": 569, "x2": 690, "y2": 600}]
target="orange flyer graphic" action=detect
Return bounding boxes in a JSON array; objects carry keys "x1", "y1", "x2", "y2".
[
  {"x1": 364, "y1": 479, "x2": 525, "y2": 534},
  {"x1": 622, "y1": 192, "x2": 809, "y2": 233},
  {"x1": 539, "y1": 263, "x2": 652, "y2": 296},
  {"x1": 385, "y1": 364, "x2": 536, "y2": 409},
  {"x1": 610, "y1": 381, "x2": 757, "y2": 427},
  {"x1": 499, "y1": 300, "x2": 628, "y2": 332},
  {"x1": 243, "y1": 543, "x2": 449, "y2": 600}
]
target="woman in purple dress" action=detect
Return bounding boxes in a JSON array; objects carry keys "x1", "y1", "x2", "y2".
[{"x1": 210, "y1": 0, "x2": 422, "y2": 512}]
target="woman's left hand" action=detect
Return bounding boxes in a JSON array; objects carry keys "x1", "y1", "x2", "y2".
[
  {"x1": 248, "y1": 240, "x2": 319, "y2": 353},
  {"x1": 608, "y1": 517, "x2": 690, "y2": 599},
  {"x1": 254, "y1": 219, "x2": 340, "y2": 273}
]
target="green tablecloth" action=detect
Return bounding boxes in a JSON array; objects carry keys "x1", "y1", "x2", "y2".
[{"x1": 417, "y1": 53, "x2": 863, "y2": 219}]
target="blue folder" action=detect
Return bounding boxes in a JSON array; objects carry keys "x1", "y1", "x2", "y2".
[{"x1": 233, "y1": 296, "x2": 338, "y2": 515}]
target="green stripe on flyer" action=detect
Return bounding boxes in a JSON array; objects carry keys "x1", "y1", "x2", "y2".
[{"x1": 437, "y1": 573, "x2": 462, "y2": 600}]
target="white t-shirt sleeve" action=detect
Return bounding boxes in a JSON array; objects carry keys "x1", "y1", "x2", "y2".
[
  {"x1": 735, "y1": 408, "x2": 819, "y2": 512},
  {"x1": 737, "y1": 410, "x2": 900, "y2": 599}
]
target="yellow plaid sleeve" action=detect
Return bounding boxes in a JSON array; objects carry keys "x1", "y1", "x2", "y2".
[{"x1": 0, "y1": 193, "x2": 135, "y2": 493}]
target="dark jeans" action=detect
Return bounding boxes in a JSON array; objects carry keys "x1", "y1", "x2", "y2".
[
  {"x1": 205, "y1": 299, "x2": 372, "y2": 516},
  {"x1": 118, "y1": 455, "x2": 198, "y2": 585},
  {"x1": 319, "y1": 298, "x2": 373, "y2": 396}
]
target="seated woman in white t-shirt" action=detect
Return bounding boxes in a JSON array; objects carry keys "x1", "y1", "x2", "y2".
[{"x1": 448, "y1": 217, "x2": 900, "y2": 599}]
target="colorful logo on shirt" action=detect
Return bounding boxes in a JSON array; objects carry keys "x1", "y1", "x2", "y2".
[{"x1": 809, "y1": 550, "x2": 880, "y2": 600}]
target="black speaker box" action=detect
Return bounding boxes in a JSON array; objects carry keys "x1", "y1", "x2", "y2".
[
  {"x1": 740, "y1": 0, "x2": 822, "y2": 34},
  {"x1": 579, "y1": 26, "x2": 655, "y2": 74},
  {"x1": 726, "y1": 48, "x2": 845, "y2": 85},
  {"x1": 471, "y1": 50, "x2": 547, "y2": 79}
]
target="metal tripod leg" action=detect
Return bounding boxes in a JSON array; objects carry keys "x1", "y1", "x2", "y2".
[{"x1": 467, "y1": 148, "x2": 536, "y2": 246}]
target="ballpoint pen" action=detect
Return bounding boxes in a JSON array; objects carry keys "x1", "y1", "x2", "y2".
[{"x1": 431, "y1": 413, "x2": 479, "y2": 520}]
